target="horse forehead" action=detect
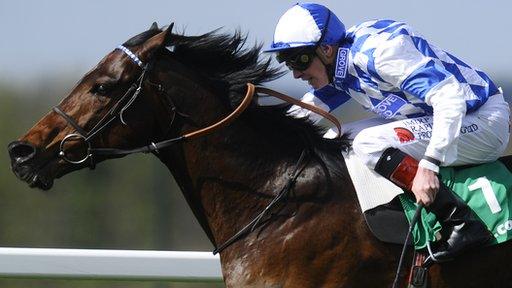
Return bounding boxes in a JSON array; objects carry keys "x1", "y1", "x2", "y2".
[
  {"x1": 101, "y1": 53, "x2": 129, "y2": 74},
  {"x1": 87, "y1": 51, "x2": 131, "y2": 80}
]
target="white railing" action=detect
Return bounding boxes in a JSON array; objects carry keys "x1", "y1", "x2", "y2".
[{"x1": 0, "y1": 247, "x2": 223, "y2": 282}]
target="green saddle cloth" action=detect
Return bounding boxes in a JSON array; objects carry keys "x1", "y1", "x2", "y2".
[{"x1": 400, "y1": 160, "x2": 512, "y2": 249}]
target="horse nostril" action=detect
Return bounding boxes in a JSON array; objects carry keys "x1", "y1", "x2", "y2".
[{"x1": 8, "y1": 141, "x2": 37, "y2": 163}]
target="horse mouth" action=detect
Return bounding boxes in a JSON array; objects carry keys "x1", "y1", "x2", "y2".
[
  {"x1": 11, "y1": 161, "x2": 55, "y2": 191},
  {"x1": 9, "y1": 140, "x2": 95, "y2": 191},
  {"x1": 29, "y1": 173, "x2": 53, "y2": 190},
  {"x1": 10, "y1": 149, "x2": 90, "y2": 191}
]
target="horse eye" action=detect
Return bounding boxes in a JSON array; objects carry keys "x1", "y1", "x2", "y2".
[{"x1": 92, "y1": 83, "x2": 110, "y2": 95}]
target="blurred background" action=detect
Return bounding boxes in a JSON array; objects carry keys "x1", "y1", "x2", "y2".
[{"x1": 0, "y1": 0, "x2": 510, "y2": 287}]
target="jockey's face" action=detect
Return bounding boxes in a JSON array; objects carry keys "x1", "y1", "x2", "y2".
[{"x1": 292, "y1": 56, "x2": 330, "y2": 89}]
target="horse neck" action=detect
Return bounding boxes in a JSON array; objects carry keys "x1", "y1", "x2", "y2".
[
  {"x1": 150, "y1": 60, "x2": 362, "y2": 259},
  {"x1": 157, "y1": 113, "x2": 306, "y2": 245},
  {"x1": 149, "y1": 81, "x2": 314, "y2": 248}
]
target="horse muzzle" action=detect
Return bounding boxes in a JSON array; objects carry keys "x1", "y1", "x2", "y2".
[
  {"x1": 8, "y1": 141, "x2": 36, "y2": 165},
  {"x1": 8, "y1": 141, "x2": 54, "y2": 190}
]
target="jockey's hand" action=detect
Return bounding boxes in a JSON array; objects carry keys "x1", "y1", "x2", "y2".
[{"x1": 411, "y1": 166, "x2": 439, "y2": 206}]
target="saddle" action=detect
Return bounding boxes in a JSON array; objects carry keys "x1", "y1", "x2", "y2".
[{"x1": 364, "y1": 197, "x2": 411, "y2": 244}]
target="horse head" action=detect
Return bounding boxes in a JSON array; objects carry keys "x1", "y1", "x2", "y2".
[{"x1": 8, "y1": 23, "x2": 178, "y2": 190}]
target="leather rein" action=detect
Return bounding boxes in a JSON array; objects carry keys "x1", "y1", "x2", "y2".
[{"x1": 53, "y1": 46, "x2": 342, "y2": 168}]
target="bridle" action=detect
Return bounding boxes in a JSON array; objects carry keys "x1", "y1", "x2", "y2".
[
  {"x1": 53, "y1": 44, "x2": 342, "y2": 170},
  {"x1": 53, "y1": 44, "x2": 257, "y2": 169},
  {"x1": 53, "y1": 45, "x2": 150, "y2": 168}
]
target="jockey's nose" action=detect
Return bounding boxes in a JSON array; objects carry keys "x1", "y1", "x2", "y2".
[{"x1": 8, "y1": 141, "x2": 36, "y2": 165}]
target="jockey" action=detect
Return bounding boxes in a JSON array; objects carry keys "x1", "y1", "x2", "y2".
[{"x1": 265, "y1": 3, "x2": 510, "y2": 263}]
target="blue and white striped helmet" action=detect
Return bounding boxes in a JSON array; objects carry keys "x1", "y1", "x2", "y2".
[{"x1": 265, "y1": 3, "x2": 346, "y2": 52}]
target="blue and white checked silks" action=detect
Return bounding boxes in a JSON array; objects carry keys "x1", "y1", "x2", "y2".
[
  {"x1": 309, "y1": 19, "x2": 499, "y2": 117},
  {"x1": 289, "y1": 19, "x2": 509, "y2": 168}
]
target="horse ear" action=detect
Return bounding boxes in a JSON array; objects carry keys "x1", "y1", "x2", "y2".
[
  {"x1": 139, "y1": 23, "x2": 174, "y2": 62},
  {"x1": 165, "y1": 23, "x2": 174, "y2": 45},
  {"x1": 149, "y1": 22, "x2": 158, "y2": 30}
]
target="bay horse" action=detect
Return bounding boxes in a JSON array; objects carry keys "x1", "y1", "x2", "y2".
[{"x1": 7, "y1": 23, "x2": 512, "y2": 287}]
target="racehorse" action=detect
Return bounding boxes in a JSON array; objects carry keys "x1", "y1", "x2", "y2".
[{"x1": 7, "y1": 23, "x2": 512, "y2": 287}]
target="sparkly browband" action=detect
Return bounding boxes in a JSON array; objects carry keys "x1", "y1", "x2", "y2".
[{"x1": 117, "y1": 45, "x2": 144, "y2": 68}]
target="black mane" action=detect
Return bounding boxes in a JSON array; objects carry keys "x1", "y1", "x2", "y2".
[
  {"x1": 170, "y1": 30, "x2": 349, "y2": 148},
  {"x1": 125, "y1": 27, "x2": 350, "y2": 164}
]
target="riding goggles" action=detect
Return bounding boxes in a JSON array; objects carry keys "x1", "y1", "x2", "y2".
[{"x1": 276, "y1": 48, "x2": 317, "y2": 71}]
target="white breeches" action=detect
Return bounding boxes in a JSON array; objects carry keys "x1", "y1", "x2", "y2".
[{"x1": 350, "y1": 94, "x2": 510, "y2": 169}]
